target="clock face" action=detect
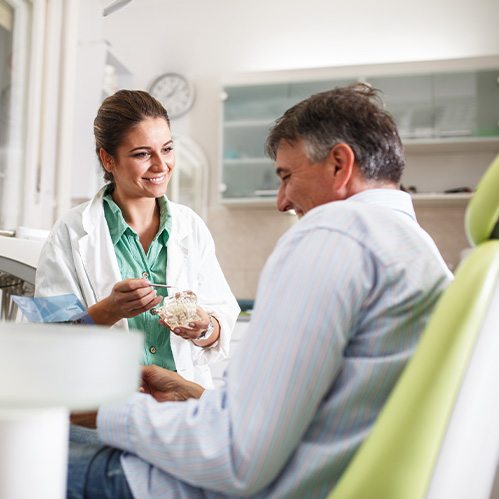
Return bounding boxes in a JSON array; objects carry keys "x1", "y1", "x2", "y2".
[{"x1": 149, "y1": 73, "x2": 195, "y2": 119}]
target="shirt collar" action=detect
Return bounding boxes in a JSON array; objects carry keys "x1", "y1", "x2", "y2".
[
  {"x1": 103, "y1": 192, "x2": 129, "y2": 244},
  {"x1": 347, "y1": 189, "x2": 417, "y2": 222},
  {"x1": 103, "y1": 191, "x2": 172, "y2": 246},
  {"x1": 157, "y1": 196, "x2": 172, "y2": 246}
]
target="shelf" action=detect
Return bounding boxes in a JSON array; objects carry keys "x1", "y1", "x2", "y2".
[
  {"x1": 253, "y1": 189, "x2": 278, "y2": 197},
  {"x1": 223, "y1": 157, "x2": 272, "y2": 165},
  {"x1": 403, "y1": 136, "x2": 499, "y2": 154},
  {"x1": 222, "y1": 138, "x2": 499, "y2": 165},
  {"x1": 223, "y1": 137, "x2": 499, "y2": 163},
  {"x1": 224, "y1": 120, "x2": 272, "y2": 128},
  {"x1": 221, "y1": 197, "x2": 277, "y2": 208},
  {"x1": 223, "y1": 126, "x2": 499, "y2": 150},
  {"x1": 221, "y1": 192, "x2": 473, "y2": 207},
  {"x1": 411, "y1": 192, "x2": 472, "y2": 204}
]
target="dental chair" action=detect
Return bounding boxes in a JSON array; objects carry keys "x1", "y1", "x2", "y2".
[{"x1": 328, "y1": 153, "x2": 499, "y2": 499}]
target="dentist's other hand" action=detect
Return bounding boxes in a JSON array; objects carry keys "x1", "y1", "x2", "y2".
[{"x1": 89, "y1": 278, "x2": 163, "y2": 325}]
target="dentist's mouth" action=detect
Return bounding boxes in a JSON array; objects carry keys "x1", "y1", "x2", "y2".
[{"x1": 144, "y1": 175, "x2": 166, "y2": 184}]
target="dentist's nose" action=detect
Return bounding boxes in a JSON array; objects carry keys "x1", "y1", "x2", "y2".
[{"x1": 151, "y1": 151, "x2": 173, "y2": 172}]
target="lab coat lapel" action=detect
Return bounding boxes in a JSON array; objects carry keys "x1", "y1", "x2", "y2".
[
  {"x1": 167, "y1": 236, "x2": 189, "y2": 288},
  {"x1": 167, "y1": 204, "x2": 189, "y2": 288},
  {"x1": 78, "y1": 189, "x2": 121, "y2": 301}
]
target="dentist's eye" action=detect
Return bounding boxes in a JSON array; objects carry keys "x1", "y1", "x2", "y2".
[{"x1": 132, "y1": 151, "x2": 150, "y2": 159}]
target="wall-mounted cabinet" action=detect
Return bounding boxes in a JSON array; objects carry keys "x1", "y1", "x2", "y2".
[{"x1": 220, "y1": 57, "x2": 499, "y2": 206}]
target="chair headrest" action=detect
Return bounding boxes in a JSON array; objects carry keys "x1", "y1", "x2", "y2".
[{"x1": 465, "y1": 154, "x2": 499, "y2": 247}]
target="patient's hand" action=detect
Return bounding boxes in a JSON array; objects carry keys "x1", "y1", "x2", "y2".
[{"x1": 140, "y1": 365, "x2": 204, "y2": 402}]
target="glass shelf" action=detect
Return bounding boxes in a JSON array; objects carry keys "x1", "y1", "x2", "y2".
[
  {"x1": 404, "y1": 136, "x2": 499, "y2": 154},
  {"x1": 223, "y1": 157, "x2": 271, "y2": 165},
  {"x1": 224, "y1": 119, "x2": 272, "y2": 128}
]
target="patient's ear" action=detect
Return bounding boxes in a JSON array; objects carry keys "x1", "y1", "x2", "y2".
[
  {"x1": 328, "y1": 143, "x2": 355, "y2": 191},
  {"x1": 99, "y1": 148, "x2": 114, "y2": 172}
]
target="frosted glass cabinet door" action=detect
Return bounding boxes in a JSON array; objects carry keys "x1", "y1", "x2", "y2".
[
  {"x1": 222, "y1": 159, "x2": 279, "y2": 199},
  {"x1": 220, "y1": 66, "x2": 499, "y2": 204},
  {"x1": 223, "y1": 121, "x2": 270, "y2": 162},
  {"x1": 222, "y1": 84, "x2": 287, "y2": 200},
  {"x1": 223, "y1": 83, "x2": 289, "y2": 123},
  {"x1": 433, "y1": 71, "x2": 476, "y2": 137},
  {"x1": 475, "y1": 70, "x2": 499, "y2": 137},
  {"x1": 368, "y1": 74, "x2": 434, "y2": 139},
  {"x1": 221, "y1": 79, "x2": 354, "y2": 201}
]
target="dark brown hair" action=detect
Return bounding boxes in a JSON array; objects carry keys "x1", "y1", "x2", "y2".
[
  {"x1": 265, "y1": 83, "x2": 405, "y2": 183},
  {"x1": 94, "y1": 89, "x2": 170, "y2": 184}
]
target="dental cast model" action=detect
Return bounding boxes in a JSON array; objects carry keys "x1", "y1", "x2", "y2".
[{"x1": 157, "y1": 290, "x2": 199, "y2": 328}]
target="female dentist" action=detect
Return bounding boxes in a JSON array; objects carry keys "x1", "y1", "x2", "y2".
[{"x1": 35, "y1": 89, "x2": 239, "y2": 388}]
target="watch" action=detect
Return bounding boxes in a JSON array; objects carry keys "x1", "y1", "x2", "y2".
[
  {"x1": 197, "y1": 316, "x2": 215, "y2": 340},
  {"x1": 148, "y1": 72, "x2": 195, "y2": 119}
]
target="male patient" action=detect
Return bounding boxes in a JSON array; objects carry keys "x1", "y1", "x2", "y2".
[{"x1": 68, "y1": 83, "x2": 452, "y2": 498}]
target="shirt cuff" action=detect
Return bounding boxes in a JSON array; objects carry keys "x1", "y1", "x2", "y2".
[{"x1": 97, "y1": 392, "x2": 144, "y2": 454}]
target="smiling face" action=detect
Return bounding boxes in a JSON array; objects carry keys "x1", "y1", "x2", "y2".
[
  {"x1": 100, "y1": 117, "x2": 174, "y2": 203},
  {"x1": 275, "y1": 138, "x2": 339, "y2": 217}
]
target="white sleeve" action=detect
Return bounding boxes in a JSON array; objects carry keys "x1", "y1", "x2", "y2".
[
  {"x1": 190, "y1": 216, "x2": 240, "y2": 365},
  {"x1": 35, "y1": 223, "x2": 86, "y2": 306}
]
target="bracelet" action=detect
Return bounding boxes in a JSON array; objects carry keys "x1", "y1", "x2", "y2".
[{"x1": 197, "y1": 316, "x2": 215, "y2": 340}]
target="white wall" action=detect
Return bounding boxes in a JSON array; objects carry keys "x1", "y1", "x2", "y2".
[
  {"x1": 104, "y1": 0, "x2": 499, "y2": 75},
  {"x1": 100, "y1": 0, "x2": 499, "y2": 298},
  {"x1": 102, "y1": 0, "x2": 499, "y2": 198}
]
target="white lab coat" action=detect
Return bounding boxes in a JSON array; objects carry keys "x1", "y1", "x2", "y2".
[{"x1": 35, "y1": 187, "x2": 240, "y2": 388}]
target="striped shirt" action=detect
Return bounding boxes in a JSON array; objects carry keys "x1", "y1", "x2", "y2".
[{"x1": 98, "y1": 189, "x2": 453, "y2": 498}]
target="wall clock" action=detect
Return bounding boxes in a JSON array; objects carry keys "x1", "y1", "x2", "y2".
[{"x1": 148, "y1": 72, "x2": 195, "y2": 119}]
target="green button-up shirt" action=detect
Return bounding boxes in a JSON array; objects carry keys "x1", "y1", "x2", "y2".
[{"x1": 103, "y1": 192, "x2": 175, "y2": 370}]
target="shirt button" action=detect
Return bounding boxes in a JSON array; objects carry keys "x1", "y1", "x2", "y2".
[
  {"x1": 149, "y1": 346, "x2": 157, "y2": 354},
  {"x1": 142, "y1": 271, "x2": 149, "y2": 279}
]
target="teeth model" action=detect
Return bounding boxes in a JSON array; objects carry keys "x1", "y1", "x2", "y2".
[{"x1": 157, "y1": 290, "x2": 199, "y2": 328}]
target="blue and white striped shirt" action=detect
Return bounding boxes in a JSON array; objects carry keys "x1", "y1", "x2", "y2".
[{"x1": 98, "y1": 189, "x2": 453, "y2": 498}]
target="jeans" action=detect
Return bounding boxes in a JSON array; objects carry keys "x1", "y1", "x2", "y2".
[{"x1": 66, "y1": 425, "x2": 134, "y2": 499}]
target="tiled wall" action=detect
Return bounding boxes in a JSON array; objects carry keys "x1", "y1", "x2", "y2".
[
  {"x1": 414, "y1": 201, "x2": 469, "y2": 271},
  {"x1": 209, "y1": 201, "x2": 468, "y2": 300},
  {"x1": 208, "y1": 205, "x2": 296, "y2": 300}
]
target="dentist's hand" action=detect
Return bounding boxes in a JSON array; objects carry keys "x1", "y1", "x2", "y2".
[
  {"x1": 160, "y1": 306, "x2": 220, "y2": 347},
  {"x1": 161, "y1": 306, "x2": 210, "y2": 340},
  {"x1": 88, "y1": 278, "x2": 163, "y2": 326}
]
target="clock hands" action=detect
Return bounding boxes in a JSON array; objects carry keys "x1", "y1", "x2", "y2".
[{"x1": 149, "y1": 73, "x2": 195, "y2": 119}]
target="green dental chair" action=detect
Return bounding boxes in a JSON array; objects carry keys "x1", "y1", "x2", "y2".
[{"x1": 328, "y1": 154, "x2": 499, "y2": 499}]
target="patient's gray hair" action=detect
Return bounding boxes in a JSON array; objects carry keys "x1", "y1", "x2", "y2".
[{"x1": 265, "y1": 83, "x2": 405, "y2": 184}]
